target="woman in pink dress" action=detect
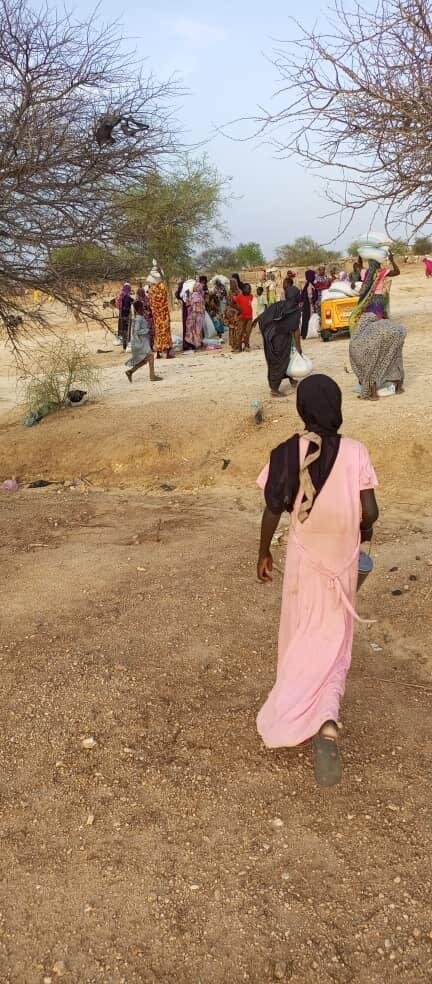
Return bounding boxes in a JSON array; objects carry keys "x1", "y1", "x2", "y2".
[{"x1": 256, "y1": 375, "x2": 379, "y2": 787}]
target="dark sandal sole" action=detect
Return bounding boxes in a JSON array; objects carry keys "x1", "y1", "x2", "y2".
[{"x1": 313, "y1": 735, "x2": 342, "y2": 787}]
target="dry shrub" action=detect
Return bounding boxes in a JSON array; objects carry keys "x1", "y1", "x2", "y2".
[{"x1": 21, "y1": 338, "x2": 100, "y2": 415}]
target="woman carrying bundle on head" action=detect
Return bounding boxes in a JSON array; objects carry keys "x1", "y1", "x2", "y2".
[
  {"x1": 351, "y1": 250, "x2": 400, "y2": 322},
  {"x1": 146, "y1": 261, "x2": 173, "y2": 359},
  {"x1": 349, "y1": 250, "x2": 405, "y2": 400},
  {"x1": 256, "y1": 374, "x2": 379, "y2": 787}
]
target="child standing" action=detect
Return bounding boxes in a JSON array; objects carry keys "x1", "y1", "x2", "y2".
[
  {"x1": 125, "y1": 300, "x2": 162, "y2": 383},
  {"x1": 233, "y1": 284, "x2": 254, "y2": 352},
  {"x1": 255, "y1": 285, "x2": 267, "y2": 319}
]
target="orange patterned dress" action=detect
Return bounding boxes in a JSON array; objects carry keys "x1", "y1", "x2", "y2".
[{"x1": 148, "y1": 282, "x2": 172, "y2": 353}]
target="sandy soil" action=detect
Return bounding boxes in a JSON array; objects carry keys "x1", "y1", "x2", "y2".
[{"x1": 1, "y1": 268, "x2": 432, "y2": 983}]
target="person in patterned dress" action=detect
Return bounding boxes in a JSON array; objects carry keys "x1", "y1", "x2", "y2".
[
  {"x1": 146, "y1": 261, "x2": 173, "y2": 359},
  {"x1": 349, "y1": 312, "x2": 406, "y2": 400}
]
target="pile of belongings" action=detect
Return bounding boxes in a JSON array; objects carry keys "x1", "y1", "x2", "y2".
[
  {"x1": 208, "y1": 274, "x2": 230, "y2": 290},
  {"x1": 321, "y1": 280, "x2": 359, "y2": 302}
]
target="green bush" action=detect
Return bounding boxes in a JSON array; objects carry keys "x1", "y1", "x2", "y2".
[{"x1": 22, "y1": 338, "x2": 100, "y2": 415}]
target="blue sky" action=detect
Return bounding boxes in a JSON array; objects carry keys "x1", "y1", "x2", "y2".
[{"x1": 77, "y1": 0, "x2": 377, "y2": 259}]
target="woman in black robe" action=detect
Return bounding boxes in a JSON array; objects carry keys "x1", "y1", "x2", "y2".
[{"x1": 255, "y1": 283, "x2": 302, "y2": 397}]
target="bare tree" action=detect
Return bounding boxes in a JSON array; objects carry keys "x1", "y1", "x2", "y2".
[
  {"x1": 253, "y1": 0, "x2": 432, "y2": 238},
  {"x1": 0, "y1": 0, "x2": 180, "y2": 338}
]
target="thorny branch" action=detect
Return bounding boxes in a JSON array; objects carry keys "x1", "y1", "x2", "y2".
[
  {"x1": 0, "y1": 0, "x2": 182, "y2": 341},
  {"x1": 248, "y1": 0, "x2": 432, "y2": 237}
]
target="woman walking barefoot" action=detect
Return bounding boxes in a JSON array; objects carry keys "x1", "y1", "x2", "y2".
[
  {"x1": 125, "y1": 300, "x2": 162, "y2": 383},
  {"x1": 256, "y1": 375, "x2": 379, "y2": 787}
]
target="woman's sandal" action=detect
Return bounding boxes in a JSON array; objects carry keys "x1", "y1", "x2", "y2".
[{"x1": 313, "y1": 734, "x2": 342, "y2": 787}]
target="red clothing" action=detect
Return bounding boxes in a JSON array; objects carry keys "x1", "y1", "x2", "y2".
[
  {"x1": 234, "y1": 293, "x2": 253, "y2": 320},
  {"x1": 315, "y1": 275, "x2": 331, "y2": 294}
]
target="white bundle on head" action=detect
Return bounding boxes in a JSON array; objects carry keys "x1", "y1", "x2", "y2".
[
  {"x1": 147, "y1": 259, "x2": 162, "y2": 285},
  {"x1": 357, "y1": 231, "x2": 391, "y2": 264},
  {"x1": 357, "y1": 231, "x2": 392, "y2": 246}
]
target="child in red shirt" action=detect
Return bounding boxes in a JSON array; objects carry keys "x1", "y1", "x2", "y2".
[{"x1": 233, "y1": 285, "x2": 254, "y2": 351}]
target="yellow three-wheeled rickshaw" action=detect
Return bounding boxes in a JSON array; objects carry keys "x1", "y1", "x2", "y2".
[{"x1": 320, "y1": 295, "x2": 357, "y2": 341}]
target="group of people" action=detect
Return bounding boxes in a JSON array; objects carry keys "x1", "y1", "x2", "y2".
[
  {"x1": 175, "y1": 275, "x2": 224, "y2": 350},
  {"x1": 115, "y1": 253, "x2": 408, "y2": 402},
  {"x1": 255, "y1": 256, "x2": 408, "y2": 403},
  {"x1": 175, "y1": 273, "x2": 255, "y2": 353},
  {"x1": 116, "y1": 261, "x2": 173, "y2": 383},
  {"x1": 114, "y1": 250, "x2": 409, "y2": 790}
]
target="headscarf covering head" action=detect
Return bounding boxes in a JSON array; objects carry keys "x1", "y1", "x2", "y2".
[
  {"x1": 117, "y1": 282, "x2": 131, "y2": 310},
  {"x1": 305, "y1": 269, "x2": 316, "y2": 284},
  {"x1": 264, "y1": 374, "x2": 342, "y2": 519},
  {"x1": 297, "y1": 373, "x2": 342, "y2": 437}
]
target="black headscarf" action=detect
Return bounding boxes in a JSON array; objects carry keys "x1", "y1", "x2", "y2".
[
  {"x1": 259, "y1": 294, "x2": 300, "y2": 333},
  {"x1": 264, "y1": 374, "x2": 342, "y2": 516}
]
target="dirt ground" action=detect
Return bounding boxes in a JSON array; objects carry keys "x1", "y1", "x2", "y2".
[{"x1": 1, "y1": 268, "x2": 432, "y2": 983}]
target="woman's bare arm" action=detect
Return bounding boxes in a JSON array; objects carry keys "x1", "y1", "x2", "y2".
[
  {"x1": 257, "y1": 506, "x2": 281, "y2": 582},
  {"x1": 388, "y1": 251, "x2": 400, "y2": 278},
  {"x1": 360, "y1": 489, "x2": 379, "y2": 541}
]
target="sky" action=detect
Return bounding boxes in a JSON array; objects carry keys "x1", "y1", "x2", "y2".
[{"x1": 74, "y1": 0, "x2": 378, "y2": 260}]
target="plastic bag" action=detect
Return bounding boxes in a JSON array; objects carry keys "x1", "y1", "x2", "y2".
[
  {"x1": 203, "y1": 311, "x2": 217, "y2": 339},
  {"x1": 179, "y1": 279, "x2": 196, "y2": 302},
  {"x1": 286, "y1": 349, "x2": 313, "y2": 379},
  {"x1": 307, "y1": 313, "x2": 320, "y2": 338}
]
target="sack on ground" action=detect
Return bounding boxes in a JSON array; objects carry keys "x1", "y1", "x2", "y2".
[
  {"x1": 307, "y1": 313, "x2": 320, "y2": 338},
  {"x1": 286, "y1": 349, "x2": 313, "y2": 379}
]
